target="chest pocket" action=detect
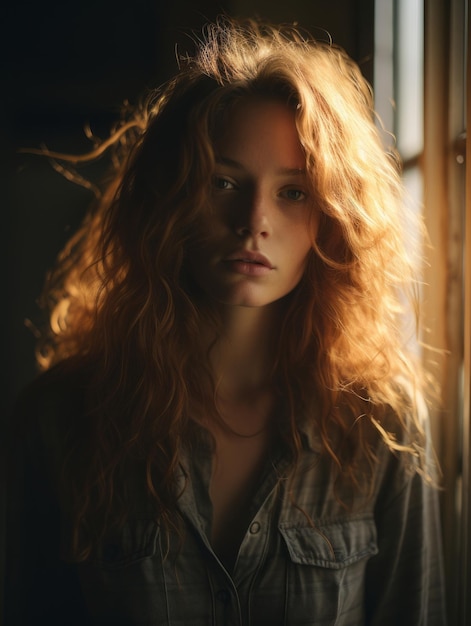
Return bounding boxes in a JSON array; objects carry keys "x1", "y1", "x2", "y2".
[
  {"x1": 78, "y1": 520, "x2": 168, "y2": 625},
  {"x1": 278, "y1": 517, "x2": 378, "y2": 625},
  {"x1": 91, "y1": 519, "x2": 159, "y2": 568},
  {"x1": 279, "y1": 516, "x2": 378, "y2": 568}
]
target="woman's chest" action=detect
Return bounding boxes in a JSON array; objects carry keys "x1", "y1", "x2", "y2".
[
  {"x1": 209, "y1": 429, "x2": 272, "y2": 569},
  {"x1": 77, "y1": 470, "x2": 376, "y2": 626}
]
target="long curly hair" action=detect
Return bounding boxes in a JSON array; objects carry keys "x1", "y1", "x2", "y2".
[{"x1": 33, "y1": 17, "x2": 431, "y2": 559}]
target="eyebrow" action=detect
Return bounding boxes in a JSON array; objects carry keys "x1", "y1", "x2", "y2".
[{"x1": 215, "y1": 156, "x2": 306, "y2": 176}]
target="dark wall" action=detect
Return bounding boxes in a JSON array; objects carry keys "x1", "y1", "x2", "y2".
[{"x1": 3, "y1": 0, "x2": 374, "y2": 416}]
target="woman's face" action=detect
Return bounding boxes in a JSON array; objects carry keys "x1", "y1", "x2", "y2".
[{"x1": 188, "y1": 97, "x2": 318, "y2": 309}]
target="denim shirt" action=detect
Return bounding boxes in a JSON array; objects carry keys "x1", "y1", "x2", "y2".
[{"x1": 4, "y1": 371, "x2": 447, "y2": 625}]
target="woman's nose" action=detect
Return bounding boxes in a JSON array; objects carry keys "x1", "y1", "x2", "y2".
[{"x1": 234, "y1": 190, "x2": 271, "y2": 238}]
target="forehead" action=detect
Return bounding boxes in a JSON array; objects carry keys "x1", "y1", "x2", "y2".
[{"x1": 213, "y1": 97, "x2": 306, "y2": 170}]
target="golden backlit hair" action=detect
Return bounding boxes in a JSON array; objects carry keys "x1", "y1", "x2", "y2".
[{"x1": 32, "y1": 16, "x2": 433, "y2": 557}]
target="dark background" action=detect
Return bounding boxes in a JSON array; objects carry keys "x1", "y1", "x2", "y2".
[{"x1": 1, "y1": 0, "x2": 374, "y2": 618}]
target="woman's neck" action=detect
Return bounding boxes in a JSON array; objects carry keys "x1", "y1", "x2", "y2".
[
  {"x1": 212, "y1": 304, "x2": 282, "y2": 389},
  {"x1": 202, "y1": 302, "x2": 284, "y2": 435}
]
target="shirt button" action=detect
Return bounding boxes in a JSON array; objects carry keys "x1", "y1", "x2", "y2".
[{"x1": 249, "y1": 521, "x2": 261, "y2": 535}]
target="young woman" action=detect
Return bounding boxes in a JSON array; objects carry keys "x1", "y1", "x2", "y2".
[{"x1": 5, "y1": 16, "x2": 446, "y2": 625}]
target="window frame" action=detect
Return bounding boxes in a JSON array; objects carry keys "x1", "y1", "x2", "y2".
[{"x1": 376, "y1": 0, "x2": 469, "y2": 622}]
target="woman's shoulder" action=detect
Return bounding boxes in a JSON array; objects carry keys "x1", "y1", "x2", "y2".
[
  {"x1": 5, "y1": 360, "x2": 96, "y2": 506},
  {"x1": 10, "y1": 358, "x2": 93, "y2": 444}
]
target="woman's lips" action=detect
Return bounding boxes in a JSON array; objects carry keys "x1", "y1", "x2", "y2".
[
  {"x1": 224, "y1": 260, "x2": 273, "y2": 276},
  {"x1": 223, "y1": 250, "x2": 274, "y2": 276}
]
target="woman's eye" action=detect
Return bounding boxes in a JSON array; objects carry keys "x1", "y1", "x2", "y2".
[
  {"x1": 282, "y1": 188, "x2": 307, "y2": 202},
  {"x1": 213, "y1": 176, "x2": 235, "y2": 190}
]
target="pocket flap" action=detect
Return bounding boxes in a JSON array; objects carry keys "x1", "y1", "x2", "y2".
[
  {"x1": 92, "y1": 519, "x2": 159, "y2": 568},
  {"x1": 279, "y1": 517, "x2": 378, "y2": 569}
]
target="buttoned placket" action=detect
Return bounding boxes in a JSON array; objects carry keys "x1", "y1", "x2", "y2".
[{"x1": 173, "y1": 448, "x2": 291, "y2": 625}]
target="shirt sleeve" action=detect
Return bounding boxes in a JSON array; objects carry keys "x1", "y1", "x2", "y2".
[
  {"x1": 3, "y1": 382, "x2": 91, "y2": 626},
  {"x1": 364, "y1": 445, "x2": 447, "y2": 625}
]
